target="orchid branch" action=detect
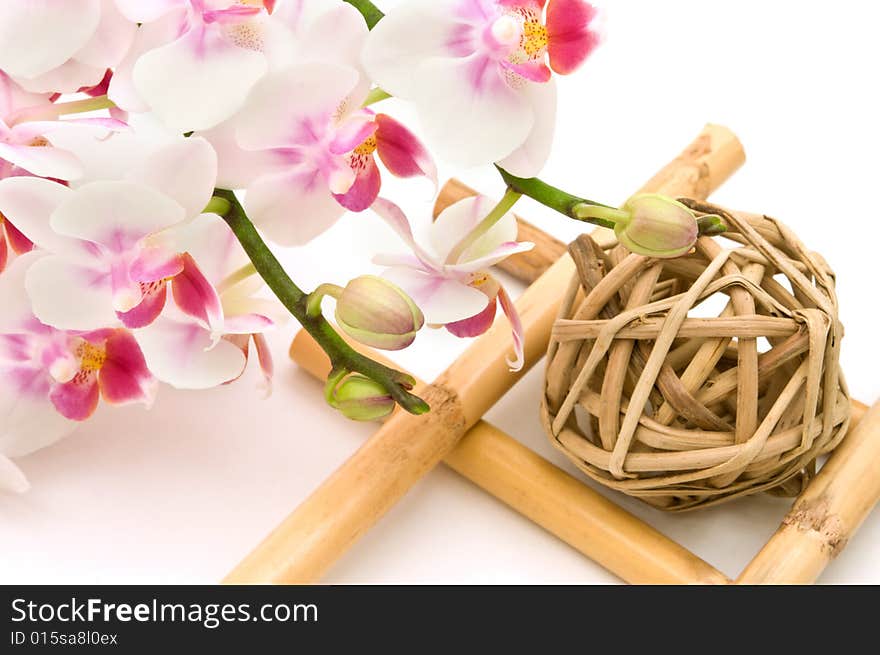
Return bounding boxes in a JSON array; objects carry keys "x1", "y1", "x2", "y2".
[
  {"x1": 213, "y1": 188, "x2": 430, "y2": 416},
  {"x1": 344, "y1": 0, "x2": 384, "y2": 29}
]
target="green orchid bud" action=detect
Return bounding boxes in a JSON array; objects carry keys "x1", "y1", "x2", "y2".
[
  {"x1": 615, "y1": 194, "x2": 699, "y2": 259},
  {"x1": 332, "y1": 374, "x2": 396, "y2": 421},
  {"x1": 335, "y1": 276, "x2": 425, "y2": 351}
]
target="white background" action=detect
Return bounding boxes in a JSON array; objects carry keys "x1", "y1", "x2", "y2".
[{"x1": 2, "y1": 0, "x2": 879, "y2": 583}]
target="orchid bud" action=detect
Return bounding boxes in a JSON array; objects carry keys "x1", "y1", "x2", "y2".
[
  {"x1": 335, "y1": 276, "x2": 424, "y2": 351},
  {"x1": 333, "y1": 375, "x2": 396, "y2": 421},
  {"x1": 615, "y1": 194, "x2": 699, "y2": 258}
]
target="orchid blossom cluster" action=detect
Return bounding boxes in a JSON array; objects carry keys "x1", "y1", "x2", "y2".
[{"x1": 1, "y1": 0, "x2": 719, "y2": 493}]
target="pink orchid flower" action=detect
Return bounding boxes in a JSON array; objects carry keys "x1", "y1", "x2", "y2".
[
  {"x1": 110, "y1": 0, "x2": 285, "y2": 131},
  {"x1": 134, "y1": 213, "x2": 281, "y2": 391},
  {"x1": 0, "y1": 138, "x2": 223, "y2": 332},
  {"x1": 363, "y1": 0, "x2": 601, "y2": 176},
  {"x1": 371, "y1": 196, "x2": 533, "y2": 370},
  {"x1": 0, "y1": 254, "x2": 155, "y2": 475},
  {"x1": 206, "y1": 61, "x2": 436, "y2": 246},
  {"x1": 0, "y1": 0, "x2": 136, "y2": 94}
]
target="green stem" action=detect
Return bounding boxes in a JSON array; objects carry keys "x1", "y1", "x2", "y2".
[
  {"x1": 445, "y1": 188, "x2": 522, "y2": 265},
  {"x1": 306, "y1": 283, "x2": 344, "y2": 317},
  {"x1": 213, "y1": 189, "x2": 429, "y2": 416},
  {"x1": 343, "y1": 0, "x2": 384, "y2": 29},
  {"x1": 362, "y1": 87, "x2": 392, "y2": 107}
]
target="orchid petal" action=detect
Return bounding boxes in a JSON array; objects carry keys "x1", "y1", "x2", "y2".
[
  {"x1": 135, "y1": 317, "x2": 246, "y2": 389},
  {"x1": 74, "y1": 0, "x2": 138, "y2": 70},
  {"x1": 133, "y1": 24, "x2": 268, "y2": 131},
  {"x1": 3, "y1": 218, "x2": 33, "y2": 255},
  {"x1": 500, "y1": 59, "x2": 552, "y2": 83},
  {"x1": 382, "y1": 267, "x2": 489, "y2": 325},
  {"x1": 0, "y1": 177, "x2": 82, "y2": 256},
  {"x1": 199, "y1": 119, "x2": 285, "y2": 189},
  {"x1": 129, "y1": 249, "x2": 184, "y2": 283},
  {"x1": 50, "y1": 180, "x2": 185, "y2": 248},
  {"x1": 223, "y1": 313, "x2": 274, "y2": 335},
  {"x1": 0, "y1": 251, "x2": 42, "y2": 332},
  {"x1": 49, "y1": 369, "x2": 100, "y2": 421},
  {"x1": 0, "y1": 367, "x2": 77, "y2": 457},
  {"x1": 0, "y1": 232, "x2": 6, "y2": 274},
  {"x1": 12, "y1": 58, "x2": 107, "y2": 95},
  {"x1": 374, "y1": 113, "x2": 437, "y2": 186},
  {"x1": 25, "y1": 255, "x2": 119, "y2": 330},
  {"x1": 445, "y1": 241, "x2": 535, "y2": 274},
  {"x1": 329, "y1": 116, "x2": 377, "y2": 156},
  {"x1": 171, "y1": 253, "x2": 224, "y2": 333},
  {"x1": 334, "y1": 155, "x2": 381, "y2": 212},
  {"x1": 370, "y1": 197, "x2": 440, "y2": 271},
  {"x1": 127, "y1": 137, "x2": 218, "y2": 219},
  {"x1": 546, "y1": 0, "x2": 600, "y2": 75},
  {"x1": 117, "y1": 279, "x2": 167, "y2": 329},
  {"x1": 244, "y1": 170, "x2": 344, "y2": 246},
  {"x1": 431, "y1": 195, "x2": 519, "y2": 263},
  {"x1": 170, "y1": 214, "x2": 244, "y2": 286},
  {"x1": 276, "y1": 0, "x2": 369, "y2": 72},
  {"x1": 0, "y1": 0, "x2": 101, "y2": 78},
  {"x1": 496, "y1": 78, "x2": 557, "y2": 178},
  {"x1": 252, "y1": 331, "x2": 274, "y2": 394},
  {"x1": 0, "y1": 142, "x2": 84, "y2": 181},
  {"x1": 446, "y1": 294, "x2": 498, "y2": 338},
  {"x1": 497, "y1": 285, "x2": 524, "y2": 371},
  {"x1": 98, "y1": 329, "x2": 156, "y2": 405},
  {"x1": 0, "y1": 454, "x2": 29, "y2": 493},
  {"x1": 113, "y1": 0, "x2": 183, "y2": 23}
]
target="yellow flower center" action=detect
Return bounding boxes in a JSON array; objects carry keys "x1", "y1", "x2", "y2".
[
  {"x1": 76, "y1": 341, "x2": 107, "y2": 372},
  {"x1": 354, "y1": 135, "x2": 377, "y2": 156},
  {"x1": 522, "y1": 21, "x2": 548, "y2": 58},
  {"x1": 27, "y1": 136, "x2": 50, "y2": 147}
]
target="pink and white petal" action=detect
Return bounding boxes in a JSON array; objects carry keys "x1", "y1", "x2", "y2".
[
  {"x1": 0, "y1": 454, "x2": 29, "y2": 493},
  {"x1": 252, "y1": 331, "x2": 274, "y2": 395},
  {"x1": 0, "y1": 0, "x2": 101, "y2": 78},
  {"x1": 0, "y1": 177, "x2": 81, "y2": 256},
  {"x1": 370, "y1": 197, "x2": 439, "y2": 270},
  {"x1": 411, "y1": 55, "x2": 535, "y2": 168},
  {"x1": 445, "y1": 295, "x2": 497, "y2": 338},
  {"x1": 129, "y1": 248, "x2": 183, "y2": 283},
  {"x1": 49, "y1": 369, "x2": 100, "y2": 421},
  {"x1": 235, "y1": 62, "x2": 361, "y2": 151},
  {"x1": 333, "y1": 156, "x2": 381, "y2": 212},
  {"x1": 135, "y1": 317, "x2": 246, "y2": 389},
  {"x1": 374, "y1": 113, "x2": 437, "y2": 185},
  {"x1": 0, "y1": 142, "x2": 84, "y2": 181},
  {"x1": 244, "y1": 170, "x2": 345, "y2": 246},
  {"x1": 0, "y1": 376, "x2": 77, "y2": 457},
  {"x1": 113, "y1": 0, "x2": 183, "y2": 23},
  {"x1": 13, "y1": 58, "x2": 107, "y2": 95},
  {"x1": 3, "y1": 219, "x2": 33, "y2": 255},
  {"x1": 0, "y1": 252, "x2": 43, "y2": 332},
  {"x1": 222, "y1": 313, "x2": 274, "y2": 335},
  {"x1": 44, "y1": 125, "x2": 157, "y2": 184},
  {"x1": 276, "y1": 0, "x2": 368, "y2": 70},
  {"x1": 329, "y1": 116, "x2": 377, "y2": 155},
  {"x1": 362, "y1": 0, "x2": 467, "y2": 99},
  {"x1": 133, "y1": 25, "x2": 268, "y2": 131},
  {"x1": 497, "y1": 285, "x2": 524, "y2": 371},
  {"x1": 445, "y1": 240, "x2": 535, "y2": 274},
  {"x1": 496, "y1": 78, "x2": 557, "y2": 178},
  {"x1": 127, "y1": 137, "x2": 218, "y2": 219},
  {"x1": 0, "y1": 233, "x2": 7, "y2": 273},
  {"x1": 117, "y1": 279, "x2": 167, "y2": 328},
  {"x1": 546, "y1": 0, "x2": 600, "y2": 75},
  {"x1": 98, "y1": 329, "x2": 156, "y2": 405},
  {"x1": 199, "y1": 119, "x2": 284, "y2": 189},
  {"x1": 171, "y1": 253, "x2": 224, "y2": 332},
  {"x1": 50, "y1": 180, "x2": 185, "y2": 248},
  {"x1": 74, "y1": 0, "x2": 138, "y2": 70},
  {"x1": 381, "y1": 267, "x2": 488, "y2": 325},
  {"x1": 371, "y1": 252, "x2": 425, "y2": 270},
  {"x1": 170, "y1": 213, "x2": 243, "y2": 285},
  {"x1": 25, "y1": 255, "x2": 118, "y2": 330},
  {"x1": 500, "y1": 59, "x2": 551, "y2": 83},
  {"x1": 431, "y1": 195, "x2": 520, "y2": 263}
]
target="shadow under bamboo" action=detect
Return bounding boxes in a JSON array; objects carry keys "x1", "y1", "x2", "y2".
[
  {"x1": 223, "y1": 124, "x2": 746, "y2": 584},
  {"x1": 288, "y1": 329, "x2": 730, "y2": 585}
]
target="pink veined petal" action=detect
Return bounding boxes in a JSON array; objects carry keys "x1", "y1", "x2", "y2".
[
  {"x1": 117, "y1": 279, "x2": 168, "y2": 328},
  {"x1": 171, "y1": 253, "x2": 223, "y2": 333},
  {"x1": 25, "y1": 256, "x2": 119, "y2": 331},
  {"x1": 129, "y1": 248, "x2": 184, "y2": 283},
  {"x1": 370, "y1": 197, "x2": 440, "y2": 272},
  {"x1": 244, "y1": 169, "x2": 345, "y2": 246},
  {"x1": 329, "y1": 116, "x2": 377, "y2": 156},
  {"x1": 49, "y1": 369, "x2": 100, "y2": 421},
  {"x1": 133, "y1": 23, "x2": 269, "y2": 131},
  {"x1": 445, "y1": 241, "x2": 535, "y2": 274},
  {"x1": 98, "y1": 329, "x2": 155, "y2": 406},
  {"x1": 374, "y1": 113, "x2": 437, "y2": 185},
  {"x1": 497, "y1": 285, "x2": 525, "y2": 371},
  {"x1": 546, "y1": 0, "x2": 600, "y2": 75},
  {"x1": 500, "y1": 59, "x2": 552, "y2": 83},
  {"x1": 50, "y1": 180, "x2": 186, "y2": 249},
  {"x1": 0, "y1": 0, "x2": 101, "y2": 79},
  {"x1": 445, "y1": 295, "x2": 497, "y2": 338},
  {"x1": 127, "y1": 137, "x2": 218, "y2": 219},
  {"x1": 333, "y1": 155, "x2": 381, "y2": 212},
  {"x1": 134, "y1": 316, "x2": 246, "y2": 389},
  {"x1": 223, "y1": 313, "x2": 274, "y2": 335},
  {"x1": 0, "y1": 142, "x2": 84, "y2": 181},
  {"x1": 3, "y1": 218, "x2": 33, "y2": 255},
  {"x1": 381, "y1": 267, "x2": 489, "y2": 326},
  {"x1": 0, "y1": 454, "x2": 29, "y2": 493}
]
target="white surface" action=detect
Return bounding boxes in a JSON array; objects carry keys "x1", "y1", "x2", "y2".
[{"x1": 2, "y1": 0, "x2": 879, "y2": 584}]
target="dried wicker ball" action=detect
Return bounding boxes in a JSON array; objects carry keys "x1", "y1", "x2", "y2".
[{"x1": 541, "y1": 201, "x2": 851, "y2": 511}]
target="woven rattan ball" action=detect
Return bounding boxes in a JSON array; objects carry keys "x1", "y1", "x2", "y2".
[{"x1": 541, "y1": 201, "x2": 851, "y2": 511}]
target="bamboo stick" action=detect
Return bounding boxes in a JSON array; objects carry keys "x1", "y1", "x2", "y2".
[
  {"x1": 223, "y1": 124, "x2": 746, "y2": 584},
  {"x1": 288, "y1": 330, "x2": 730, "y2": 585},
  {"x1": 736, "y1": 399, "x2": 878, "y2": 584}
]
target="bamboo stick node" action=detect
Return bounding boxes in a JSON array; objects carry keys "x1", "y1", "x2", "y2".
[{"x1": 542, "y1": 202, "x2": 850, "y2": 511}]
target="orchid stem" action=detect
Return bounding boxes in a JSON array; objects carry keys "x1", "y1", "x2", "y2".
[
  {"x1": 306, "y1": 283, "x2": 344, "y2": 317},
  {"x1": 445, "y1": 188, "x2": 522, "y2": 265},
  {"x1": 213, "y1": 189, "x2": 428, "y2": 416},
  {"x1": 343, "y1": 0, "x2": 384, "y2": 29}
]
